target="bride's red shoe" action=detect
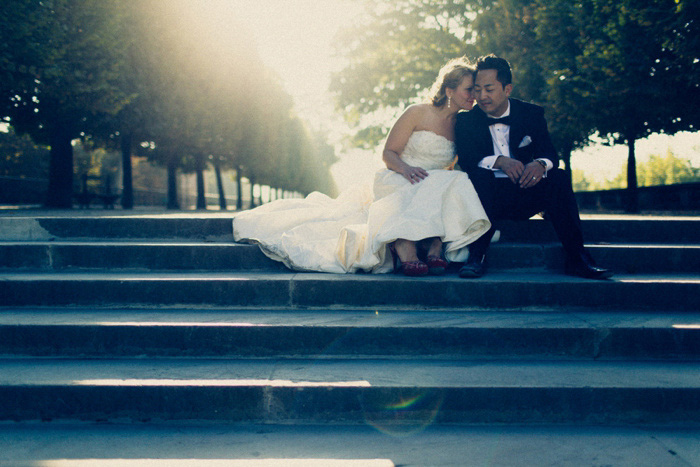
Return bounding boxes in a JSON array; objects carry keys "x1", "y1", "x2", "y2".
[
  {"x1": 426, "y1": 255, "x2": 448, "y2": 275},
  {"x1": 398, "y1": 260, "x2": 429, "y2": 276},
  {"x1": 390, "y1": 245, "x2": 429, "y2": 277}
]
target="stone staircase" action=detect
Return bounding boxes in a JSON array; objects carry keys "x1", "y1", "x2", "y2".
[{"x1": 0, "y1": 213, "x2": 699, "y2": 427}]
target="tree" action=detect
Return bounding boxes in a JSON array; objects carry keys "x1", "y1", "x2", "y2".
[
  {"x1": 331, "y1": 0, "x2": 592, "y2": 175},
  {"x1": 571, "y1": 168, "x2": 598, "y2": 192},
  {"x1": 0, "y1": 0, "x2": 132, "y2": 208},
  {"x1": 535, "y1": 0, "x2": 698, "y2": 212},
  {"x1": 0, "y1": 126, "x2": 49, "y2": 178},
  {"x1": 331, "y1": 0, "x2": 474, "y2": 149},
  {"x1": 636, "y1": 150, "x2": 700, "y2": 186},
  {"x1": 532, "y1": 0, "x2": 597, "y2": 179}
]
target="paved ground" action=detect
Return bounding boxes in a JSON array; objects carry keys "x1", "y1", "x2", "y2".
[{"x1": 1, "y1": 422, "x2": 699, "y2": 466}]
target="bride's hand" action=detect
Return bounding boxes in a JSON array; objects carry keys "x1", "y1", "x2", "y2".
[{"x1": 401, "y1": 165, "x2": 429, "y2": 184}]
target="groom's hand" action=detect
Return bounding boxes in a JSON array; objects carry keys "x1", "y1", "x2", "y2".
[
  {"x1": 494, "y1": 156, "x2": 524, "y2": 184},
  {"x1": 519, "y1": 161, "x2": 547, "y2": 189}
]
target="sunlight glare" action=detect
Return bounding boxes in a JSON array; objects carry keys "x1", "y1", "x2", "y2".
[
  {"x1": 73, "y1": 379, "x2": 371, "y2": 387},
  {"x1": 34, "y1": 460, "x2": 394, "y2": 466},
  {"x1": 174, "y1": 0, "x2": 376, "y2": 191}
]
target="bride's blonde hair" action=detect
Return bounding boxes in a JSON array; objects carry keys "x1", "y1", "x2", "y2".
[{"x1": 428, "y1": 56, "x2": 475, "y2": 107}]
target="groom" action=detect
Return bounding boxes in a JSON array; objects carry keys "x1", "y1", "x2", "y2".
[{"x1": 455, "y1": 55, "x2": 612, "y2": 279}]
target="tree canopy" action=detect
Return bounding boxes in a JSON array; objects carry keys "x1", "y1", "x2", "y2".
[
  {"x1": 1, "y1": 0, "x2": 337, "y2": 208},
  {"x1": 332, "y1": 0, "x2": 699, "y2": 211},
  {"x1": 0, "y1": 0, "x2": 132, "y2": 207}
]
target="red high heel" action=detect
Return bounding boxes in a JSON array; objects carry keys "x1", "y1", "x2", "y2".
[
  {"x1": 426, "y1": 255, "x2": 448, "y2": 275},
  {"x1": 389, "y1": 244, "x2": 429, "y2": 277}
]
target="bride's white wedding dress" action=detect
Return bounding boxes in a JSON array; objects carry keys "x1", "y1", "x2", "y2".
[{"x1": 233, "y1": 130, "x2": 491, "y2": 273}]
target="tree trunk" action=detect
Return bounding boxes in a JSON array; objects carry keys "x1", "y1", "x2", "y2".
[
  {"x1": 166, "y1": 155, "x2": 179, "y2": 210},
  {"x1": 120, "y1": 132, "x2": 134, "y2": 209},
  {"x1": 235, "y1": 166, "x2": 243, "y2": 210},
  {"x1": 195, "y1": 153, "x2": 207, "y2": 210},
  {"x1": 45, "y1": 124, "x2": 74, "y2": 208},
  {"x1": 213, "y1": 160, "x2": 227, "y2": 210},
  {"x1": 249, "y1": 177, "x2": 256, "y2": 209},
  {"x1": 561, "y1": 141, "x2": 573, "y2": 184},
  {"x1": 625, "y1": 135, "x2": 639, "y2": 213}
]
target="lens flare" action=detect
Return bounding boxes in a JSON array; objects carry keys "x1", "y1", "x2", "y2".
[{"x1": 362, "y1": 389, "x2": 445, "y2": 437}]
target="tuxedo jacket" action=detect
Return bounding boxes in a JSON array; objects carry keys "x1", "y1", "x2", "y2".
[{"x1": 454, "y1": 98, "x2": 558, "y2": 177}]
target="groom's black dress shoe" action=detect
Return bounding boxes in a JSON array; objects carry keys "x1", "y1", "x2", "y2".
[
  {"x1": 565, "y1": 251, "x2": 614, "y2": 280},
  {"x1": 459, "y1": 254, "x2": 486, "y2": 278}
]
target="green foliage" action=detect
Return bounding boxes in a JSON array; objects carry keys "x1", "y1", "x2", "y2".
[
  {"x1": 572, "y1": 168, "x2": 599, "y2": 192},
  {"x1": 73, "y1": 141, "x2": 120, "y2": 182},
  {"x1": 0, "y1": 0, "x2": 132, "y2": 141},
  {"x1": 0, "y1": 0, "x2": 134, "y2": 206},
  {"x1": 533, "y1": 0, "x2": 699, "y2": 210},
  {"x1": 637, "y1": 150, "x2": 700, "y2": 186},
  {"x1": 0, "y1": 126, "x2": 49, "y2": 178},
  {"x1": 602, "y1": 150, "x2": 700, "y2": 189}
]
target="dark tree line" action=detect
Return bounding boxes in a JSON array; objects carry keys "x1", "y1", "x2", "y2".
[{"x1": 0, "y1": 0, "x2": 337, "y2": 209}]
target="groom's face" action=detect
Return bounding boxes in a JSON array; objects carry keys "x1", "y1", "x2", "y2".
[{"x1": 474, "y1": 69, "x2": 512, "y2": 117}]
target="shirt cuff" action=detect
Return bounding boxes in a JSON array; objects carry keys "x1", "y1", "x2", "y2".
[
  {"x1": 537, "y1": 158, "x2": 553, "y2": 178},
  {"x1": 478, "y1": 155, "x2": 501, "y2": 170}
]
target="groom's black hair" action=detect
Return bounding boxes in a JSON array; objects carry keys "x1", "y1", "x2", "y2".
[{"x1": 476, "y1": 55, "x2": 512, "y2": 88}]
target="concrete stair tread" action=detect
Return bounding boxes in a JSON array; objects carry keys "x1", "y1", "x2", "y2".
[
  {"x1": 2, "y1": 308, "x2": 698, "y2": 359},
  {"x1": 2, "y1": 270, "x2": 697, "y2": 310},
  {"x1": 2, "y1": 357, "x2": 700, "y2": 388},
  {"x1": 2, "y1": 269, "x2": 697, "y2": 281},
  {"x1": 2, "y1": 241, "x2": 697, "y2": 274},
  {"x1": 1, "y1": 215, "x2": 698, "y2": 243},
  {"x1": 3, "y1": 240, "x2": 698, "y2": 247},
  {"x1": 1, "y1": 424, "x2": 699, "y2": 467},
  {"x1": 1, "y1": 307, "x2": 698, "y2": 328}
]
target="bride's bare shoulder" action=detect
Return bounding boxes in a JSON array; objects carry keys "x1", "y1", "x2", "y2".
[
  {"x1": 404, "y1": 103, "x2": 433, "y2": 115},
  {"x1": 399, "y1": 103, "x2": 436, "y2": 126}
]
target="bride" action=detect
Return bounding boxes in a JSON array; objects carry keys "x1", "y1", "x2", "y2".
[{"x1": 233, "y1": 57, "x2": 491, "y2": 276}]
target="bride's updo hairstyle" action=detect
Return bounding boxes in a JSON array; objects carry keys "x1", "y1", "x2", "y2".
[{"x1": 428, "y1": 56, "x2": 475, "y2": 107}]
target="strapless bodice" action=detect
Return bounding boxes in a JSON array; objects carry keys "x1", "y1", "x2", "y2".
[{"x1": 400, "y1": 130, "x2": 456, "y2": 170}]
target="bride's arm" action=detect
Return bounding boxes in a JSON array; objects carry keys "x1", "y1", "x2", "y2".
[{"x1": 382, "y1": 105, "x2": 429, "y2": 184}]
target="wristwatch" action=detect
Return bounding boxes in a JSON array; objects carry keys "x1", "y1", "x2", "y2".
[{"x1": 536, "y1": 159, "x2": 547, "y2": 170}]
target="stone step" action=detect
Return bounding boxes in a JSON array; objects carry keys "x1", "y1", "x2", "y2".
[
  {"x1": 1, "y1": 423, "x2": 698, "y2": 466},
  {"x1": 1, "y1": 216, "x2": 698, "y2": 244},
  {"x1": 0, "y1": 271, "x2": 697, "y2": 310},
  {"x1": 1, "y1": 308, "x2": 698, "y2": 359},
  {"x1": 1, "y1": 357, "x2": 699, "y2": 424},
  {"x1": 1, "y1": 241, "x2": 698, "y2": 273},
  {"x1": 0, "y1": 241, "x2": 285, "y2": 272}
]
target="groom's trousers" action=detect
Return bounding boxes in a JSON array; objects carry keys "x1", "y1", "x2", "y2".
[{"x1": 467, "y1": 167, "x2": 585, "y2": 259}]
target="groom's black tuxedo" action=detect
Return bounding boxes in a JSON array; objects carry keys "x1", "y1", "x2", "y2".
[
  {"x1": 454, "y1": 97, "x2": 587, "y2": 263},
  {"x1": 455, "y1": 98, "x2": 558, "y2": 176}
]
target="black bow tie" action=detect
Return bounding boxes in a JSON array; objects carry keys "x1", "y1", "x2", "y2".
[{"x1": 488, "y1": 116, "x2": 511, "y2": 126}]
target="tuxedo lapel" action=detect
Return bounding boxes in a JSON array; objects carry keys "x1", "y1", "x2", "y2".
[
  {"x1": 472, "y1": 106, "x2": 495, "y2": 158},
  {"x1": 507, "y1": 99, "x2": 525, "y2": 158}
]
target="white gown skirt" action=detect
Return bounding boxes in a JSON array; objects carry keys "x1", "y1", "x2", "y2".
[{"x1": 233, "y1": 169, "x2": 490, "y2": 274}]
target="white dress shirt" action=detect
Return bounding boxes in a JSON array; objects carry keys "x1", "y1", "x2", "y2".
[{"x1": 477, "y1": 102, "x2": 552, "y2": 178}]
